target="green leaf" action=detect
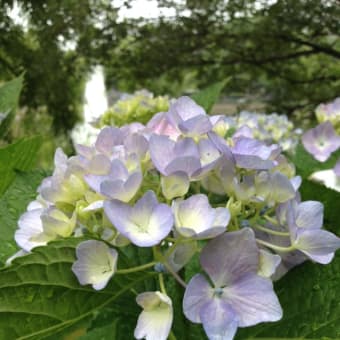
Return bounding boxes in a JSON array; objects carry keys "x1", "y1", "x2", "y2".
[
  {"x1": 79, "y1": 295, "x2": 139, "y2": 340},
  {"x1": 0, "y1": 170, "x2": 48, "y2": 266},
  {"x1": 289, "y1": 143, "x2": 340, "y2": 179},
  {"x1": 0, "y1": 136, "x2": 43, "y2": 195},
  {"x1": 0, "y1": 75, "x2": 24, "y2": 137},
  {"x1": 236, "y1": 251, "x2": 340, "y2": 339},
  {"x1": 0, "y1": 239, "x2": 155, "y2": 340},
  {"x1": 191, "y1": 79, "x2": 229, "y2": 113}
]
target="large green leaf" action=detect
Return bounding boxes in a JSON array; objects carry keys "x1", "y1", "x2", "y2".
[
  {"x1": 191, "y1": 79, "x2": 229, "y2": 113},
  {"x1": 0, "y1": 170, "x2": 48, "y2": 266},
  {"x1": 0, "y1": 238, "x2": 155, "y2": 340},
  {"x1": 0, "y1": 136, "x2": 43, "y2": 195},
  {"x1": 0, "y1": 75, "x2": 24, "y2": 137},
  {"x1": 236, "y1": 252, "x2": 340, "y2": 340},
  {"x1": 289, "y1": 143, "x2": 340, "y2": 179}
]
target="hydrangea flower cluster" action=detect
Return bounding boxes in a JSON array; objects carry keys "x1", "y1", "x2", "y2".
[
  {"x1": 302, "y1": 98, "x2": 340, "y2": 190},
  {"x1": 12, "y1": 96, "x2": 340, "y2": 340},
  {"x1": 315, "y1": 97, "x2": 340, "y2": 134},
  {"x1": 97, "y1": 90, "x2": 170, "y2": 127},
  {"x1": 227, "y1": 111, "x2": 300, "y2": 152}
]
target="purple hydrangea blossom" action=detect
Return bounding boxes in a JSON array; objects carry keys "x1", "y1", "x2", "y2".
[
  {"x1": 95, "y1": 126, "x2": 124, "y2": 155},
  {"x1": 260, "y1": 200, "x2": 340, "y2": 269},
  {"x1": 149, "y1": 134, "x2": 201, "y2": 176},
  {"x1": 146, "y1": 111, "x2": 180, "y2": 139},
  {"x1": 302, "y1": 122, "x2": 340, "y2": 162},
  {"x1": 166, "y1": 96, "x2": 212, "y2": 137},
  {"x1": 231, "y1": 137, "x2": 280, "y2": 170},
  {"x1": 172, "y1": 194, "x2": 230, "y2": 239},
  {"x1": 39, "y1": 148, "x2": 87, "y2": 205},
  {"x1": 149, "y1": 134, "x2": 221, "y2": 179},
  {"x1": 84, "y1": 157, "x2": 142, "y2": 202},
  {"x1": 183, "y1": 228, "x2": 282, "y2": 340},
  {"x1": 104, "y1": 191, "x2": 173, "y2": 247},
  {"x1": 315, "y1": 97, "x2": 340, "y2": 124},
  {"x1": 284, "y1": 200, "x2": 340, "y2": 264}
]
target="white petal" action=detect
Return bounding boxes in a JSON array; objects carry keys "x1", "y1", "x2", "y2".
[{"x1": 134, "y1": 292, "x2": 173, "y2": 340}]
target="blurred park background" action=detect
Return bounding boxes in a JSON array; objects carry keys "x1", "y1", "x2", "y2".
[{"x1": 0, "y1": 0, "x2": 339, "y2": 167}]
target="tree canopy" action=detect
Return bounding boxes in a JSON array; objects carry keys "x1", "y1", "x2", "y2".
[
  {"x1": 104, "y1": 0, "x2": 340, "y2": 115},
  {"x1": 0, "y1": 0, "x2": 339, "y2": 136}
]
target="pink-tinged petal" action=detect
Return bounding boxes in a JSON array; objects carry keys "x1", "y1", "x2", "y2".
[
  {"x1": 71, "y1": 240, "x2": 118, "y2": 290},
  {"x1": 183, "y1": 274, "x2": 213, "y2": 323},
  {"x1": 146, "y1": 112, "x2": 179, "y2": 138},
  {"x1": 225, "y1": 274, "x2": 282, "y2": 327},
  {"x1": 134, "y1": 291, "x2": 173, "y2": 340},
  {"x1": 200, "y1": 299, "x2": 238, "y2": 340},
  {"x1": 95, "y1": 127, "x2": 124, "y2": 154},
  {"x1": 294, "y1": 228, "x2": 340, "y2": 264},
  {"x1": 295, "y1": 201, "x2": 323, "y2": 229},
  {"x1": 200, "y1": 228, "x2": 259, "y2": 287}
]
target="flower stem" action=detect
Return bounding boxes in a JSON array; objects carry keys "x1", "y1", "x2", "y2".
[
  {"x1": 256, "y1": 238, "x2": 294, "y2": 252},
  {"x1": 116, "y1": 261, "x2": 156, "y2": 274},
  {"x1": 253, "y1": 224, "x2": 290, "y2": 237},
  {"x1": 163, "y1": 262, "x2": 187, "y2": 288},
  {"x1": 264, "y1": 215, "x2": 279, "y2": 225},
  {"x1": 158, "y1": 273, "x2": 167, "y2": 294}
]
